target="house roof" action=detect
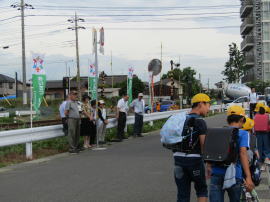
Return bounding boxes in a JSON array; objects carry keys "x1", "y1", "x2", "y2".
[{"x1": 0, "y1": 74, "x2": 15, "y2": 83}]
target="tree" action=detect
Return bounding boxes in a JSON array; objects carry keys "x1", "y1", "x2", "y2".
[
  {"x1": 161, "y1": 68, "x2": 182, "y2": 81},
  {"x1": 117, "y1": 76, "x2": 145, "y2": 99},
  {"x1": 181, "y1": 67, "x2": 200, "y2": 99},
  {"x1": 222, "y1": 43, "x2": 247, "y2": 83},
  {"x1": 246, "y1": 80, "x2": 270, "y2": 94}
]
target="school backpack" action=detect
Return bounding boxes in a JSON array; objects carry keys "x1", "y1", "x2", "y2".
[
  {"x1": 160, "y1": 112, "x2": 200, "y2": 153},
  {"x1": 203, "y1": 127, "x2": 239, "y2": 166}
]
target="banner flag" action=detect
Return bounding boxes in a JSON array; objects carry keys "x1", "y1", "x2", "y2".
[
  {"x1": 127, "y1": 67, "x2": 134, "y2": 104},
  {"x1": 32, "y1": 54, "x2": 46, "y2": 113},
  {"x1": 88, "y1": 64, "x2": 97, "y2": 100},
  {"x1": 92, "y1": 28, "x2": 97, "y2": 54},
  {"x1": 99, "y1": 27, "x2": 105, "y2": 55}
]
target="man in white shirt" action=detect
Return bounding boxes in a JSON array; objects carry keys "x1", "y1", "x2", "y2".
[
  {"x1": 59, "y1": 95, "x2": 70, "y2": 136},
  {"x1": 116, "y1": 94, "x2": 129, "y2": 141},
  {"x1": 130, "y1": 93, "x2": 145, "y2": 137},
  {"x1": 249, "y1": 87, "x2": 258, "y2": 118}
]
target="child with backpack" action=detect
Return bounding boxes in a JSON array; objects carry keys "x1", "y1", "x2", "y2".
[
  {"x1": 241, "y1": 118, "x2": 260, "y2": 202},
  {"x1": 161, "y1": 93, "x2": 211, "y2": 202},
  {"x1": 254, "y1": 105, "x2": 270, "y2": 168},
  {"x1": 208, "y1": 105, "x2": 254, "y2": 202}
]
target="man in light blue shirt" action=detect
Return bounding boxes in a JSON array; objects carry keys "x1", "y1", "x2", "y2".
[
  {"x1": 130, "y1": 93, "x2": 145, "y2": 137},
  {"x1": 59, "y1": 95, "x2": 70, "y2": 136}
]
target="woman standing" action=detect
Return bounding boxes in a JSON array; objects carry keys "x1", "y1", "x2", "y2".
[
  {"x1": 97, "y1": 100, "x2": 108, "y2": 144},
  {"x1": 90, "y1": 100, "x2": 97, "y2": 146},
  {"x1": 80, "y1": 95, "x2": 92, "y2": 148}
]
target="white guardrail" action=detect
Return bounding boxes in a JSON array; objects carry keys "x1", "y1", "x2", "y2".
[{"x1": 0, "y1": 105, "x2": 223, "y2": 159}]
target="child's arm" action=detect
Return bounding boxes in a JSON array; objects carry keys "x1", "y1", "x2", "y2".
[{"x1": 240, "y1": 147, "x2": 255, "y2": 192}]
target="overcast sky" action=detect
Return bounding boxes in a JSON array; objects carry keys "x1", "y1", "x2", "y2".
[{"x1": 0, "y1": 0, "x2": 241, "y2": 87}]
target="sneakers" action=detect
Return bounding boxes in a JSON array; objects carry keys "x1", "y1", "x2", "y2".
[{"x1": 260, "y1": 164, "x2": 266, "y2": 171}]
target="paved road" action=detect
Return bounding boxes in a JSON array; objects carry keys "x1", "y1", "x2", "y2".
[{"x1": 0, "y1": 114, "x2": 269, "y2": 202}]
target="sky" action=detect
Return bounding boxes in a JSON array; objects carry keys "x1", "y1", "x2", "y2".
[{"x1": 0, "y1": 0, "x2": 242, "y2": 88}]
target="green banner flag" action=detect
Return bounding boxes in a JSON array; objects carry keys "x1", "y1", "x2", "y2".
[
  {"x1": 89, "y1": 64, "x2": 97, "y2": 100},
  {"x1": 127, "y1": 67, "x2": 134, "y2": 104},
  {"x1": 32, "y1": 55, "x2": 46, "y2": 113}
]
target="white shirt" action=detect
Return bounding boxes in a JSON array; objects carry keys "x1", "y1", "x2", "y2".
[
  {"x1": 59, "y1": 101, "x2": 67, "y2": 118},
  {"x1": 130, "y1": 98, "x2": 145, "y2": 114},
  {"x1": 249, "y1": 93, "x2": 258, "y2": 103},
  {"x1": 117, "y1": 98, "x2": 129, "y2": 113}
]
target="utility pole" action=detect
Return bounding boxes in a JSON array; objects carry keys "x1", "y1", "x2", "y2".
[
  {"x1": 68, "y1": 13, "x2": 85, "y2": 100},
  {"x1": 110, "y1": 51, "x2": 114, "y2": 88},
  {"x1": 15, "y1": 72, "x2": 18, "y2": 98},
  {"x1": 11, "y1": 1, "x2": 34, "y2": 105}
]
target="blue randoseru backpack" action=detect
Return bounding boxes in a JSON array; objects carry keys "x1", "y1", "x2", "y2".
[{"x1": 160, "y1": 112, "x2": 199, "y2": 152}]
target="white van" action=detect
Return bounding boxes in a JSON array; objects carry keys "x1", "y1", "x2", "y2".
[{"x1": 225, "y1": 95, "x2": 266, "y2": 110}]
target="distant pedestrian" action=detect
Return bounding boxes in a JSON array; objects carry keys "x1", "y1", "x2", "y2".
[
  {"x1": 116, "y1": 94, "x2": 129, "y2": 141},
  {"x1": 80, "y1": 95, "x2": 92, "y2": 149},
  {"x1": 130, "y1": 93, "x2": 145, "y2": 137},
  {"x1": 97, "y1": 100, "x2": 108, "y2": 144},
  {"x1": 65, "y1": 91, "x2": 81, "y2": 154},
  {"x1": 254, "y1": 106, "x2": 270, "y2": 166},
  {"x1": 59, "y1": 95, "x2": 70, "y2": 136},
  {"x1": 249, "y1": 87, "x2": 258, "y2": 118},
  {"x1": 89, "y1": 100, "x2": 97, "y2": 146}
]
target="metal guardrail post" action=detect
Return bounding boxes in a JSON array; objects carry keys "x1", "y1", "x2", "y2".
[{"x1": 26, "y1": 142, "x2": 32, "y2": 160}]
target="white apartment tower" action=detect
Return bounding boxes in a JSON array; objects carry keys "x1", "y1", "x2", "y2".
[{"x1": 241, "y1": 0, "x2": 270, "y2": 82}]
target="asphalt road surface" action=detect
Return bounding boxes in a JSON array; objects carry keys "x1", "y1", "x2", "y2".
[{"x1": 0, "y1": 114, "x2": 269, "y2": 202}]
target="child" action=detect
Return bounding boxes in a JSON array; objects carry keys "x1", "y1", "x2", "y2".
[
  {"x1": 254, "y1": 105, "x2": 270, "y2": 166},
  {"x1": 241, "y1": 117, "x2": 260, "y2": 202},
  {"x1": 208, "y1": 105, "x2": 254, "y2": 202}
]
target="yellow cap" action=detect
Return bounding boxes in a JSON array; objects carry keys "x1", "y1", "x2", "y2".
[
  {"x1": 254, "y1": 102, "x2": 265, "y2": 112},
  {"x1": 242, "y1": 117, "x2": 254, "y2": 131},
  {"x1": 227, "y1": 105, "x2": 246, "y2": 116},
  {"x1": 191, "y1": 93, "x2": 211, "y2": 104},
  {"x1": 264, "y1": 106, "x2": 270, "y2": 113}
]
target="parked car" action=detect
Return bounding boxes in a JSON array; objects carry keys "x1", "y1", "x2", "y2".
[
  {"x1": 225, "y1": 95, "x2": 266, "y2": 110},
  {"x1": 160, "y1": 100, "x2": 176, "y2": 112}
]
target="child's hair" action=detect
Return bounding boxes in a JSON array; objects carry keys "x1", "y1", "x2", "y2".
[
  {"x1": 192, "y1": 102, "x2": 207, "y2": 109},
  {"x1": 227, "y1": 114, "x2": 246, "y2": 124},
  {"x1": 259, "y1": 107, "x2": 266, "y2": 114}
]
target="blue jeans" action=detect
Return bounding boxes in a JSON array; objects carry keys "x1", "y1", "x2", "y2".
[
  {"x1": 174, "y1": 156, "x2": 208, "y2": 202},
  {"x1": 209, "y1": 174, "x2": 242, "y2": 202},
  {"x1": 256, "y1": 132, "x2": 270, "y2": 163}
]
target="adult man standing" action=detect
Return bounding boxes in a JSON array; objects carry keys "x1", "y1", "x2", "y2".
[
  {"x1": 173, "y1": 93, "x2": 211, "y2": 202},
  {"x1": 65, "y1": 91, "x2": 81, "y2": 153},
  {"x1": 249, "y1": 87, "x2": 258, "y2": 118},
  {"x1": 116, "y1": 94, "x2": 129, "y2": 141},
  {"x1": 59, "y1": 95, "x2": 70, "y2": 136},
  {"x1": 130, "y1": 93, "x2": 145, "y2": 137}
]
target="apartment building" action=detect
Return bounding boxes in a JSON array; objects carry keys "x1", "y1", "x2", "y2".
[{"x1": 240, "y1": 0, "x2": 270, "y2": 82}]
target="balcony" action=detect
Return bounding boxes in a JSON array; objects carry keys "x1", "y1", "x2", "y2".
[
  {"x1": 241, "y1": 36, "x2": 254, "y2": 51},
  {"x1": 240, "y1": 17, "x2": 254, "y2": 35},
  {"x1": 244, "y1": 54, "x2": 255, "y2": 67},
  {"x1": 240, "y1": 0, "x2": 253, "y2": 18}
]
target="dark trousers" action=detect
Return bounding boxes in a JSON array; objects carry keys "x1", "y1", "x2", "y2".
[
  {"x1": 250, "y1": 103, "x2": 257, "y2": 119},
  {"x1": 174, "y1": 157, "x2": 208, "y2": 202},
  {"x1": 256, "y1": 131, "x2": 270, "y2": 163},
  {"x1": 117, "y1": 112, "x2": 126, "y2": 140},
  {"x1": 89, "y1": 121, "x2": 97, "y2": 145},
  {"x1": 62, "y1": 118, "x2": 68, "y2": 136},
  {"x1": 133, "y1": 113, "x2": 143, "y2": 136}
]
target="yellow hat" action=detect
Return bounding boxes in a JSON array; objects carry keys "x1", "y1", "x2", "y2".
[
  {"x1": 227, "y1": 105, "x2": 246, "y2": 116},
  {"x1": 254, "y1": 102, "x2": 265, "y2": 112},
  {"x1": 191, "y1": 93, "x2": 211, "y2": 104},
  {"x1": 264, "y1": 106, "x2": 270, "y2": 113},
  {"x1": 242, "y1": 117, "x2": 254, "y2": 131}
]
